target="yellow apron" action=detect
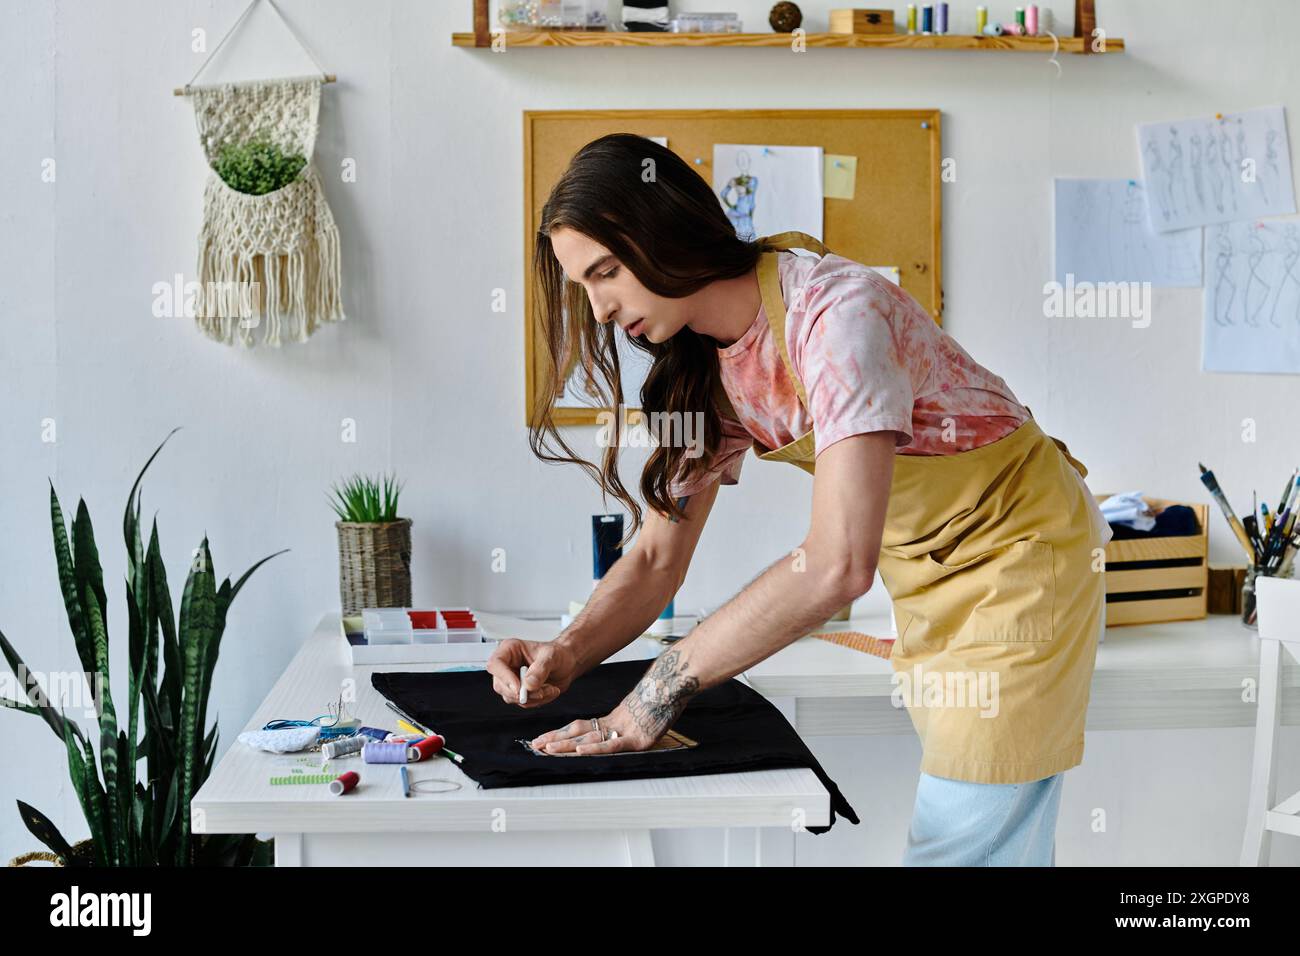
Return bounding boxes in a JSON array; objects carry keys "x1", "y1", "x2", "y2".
[{"x1": 735, "y1": 231, "x2": 1108, "y2": 784}]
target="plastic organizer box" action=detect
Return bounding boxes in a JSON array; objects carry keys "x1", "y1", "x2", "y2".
[
  {"x1": 363, "y1": 607, "x2": 484, "y2": 645},
  {"x1": 343, "y1": 608, "x2": 497, "y2": 664}
]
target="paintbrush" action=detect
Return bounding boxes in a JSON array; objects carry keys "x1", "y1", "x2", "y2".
[{"x1": 1199, "y1": 463, "x2": 1259, "y2": 563}]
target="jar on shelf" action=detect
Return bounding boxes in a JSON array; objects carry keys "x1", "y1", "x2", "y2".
[
  {"x1": 1242, "y1": 565, "x2": 1258, "y2": 629},
  {"x1": 669, "y1": 12, "x2": 743, "y2": 33},
  {"x1": 500, "y1": 0, "x2": 609, "y2": 30}
]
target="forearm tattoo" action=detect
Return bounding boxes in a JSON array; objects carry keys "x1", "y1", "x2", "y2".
[{"x1": 622, "y1": 649, "x2": 700, "y2": 739}]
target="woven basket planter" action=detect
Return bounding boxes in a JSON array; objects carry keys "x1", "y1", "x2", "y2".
[
  {"x1": 8, "y1": 838, "x2": 94, "y2": 867},
  {"x1": 336, "y1": 519, "x2": 412, "y2": 614}
]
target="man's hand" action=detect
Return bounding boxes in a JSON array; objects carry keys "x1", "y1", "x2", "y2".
[
  {"x1": 486, "y1": 638, "x2": 581, "y2": 708},
  {"x1": 527, "y1": 649, "x2": 699, "y2": 754}
]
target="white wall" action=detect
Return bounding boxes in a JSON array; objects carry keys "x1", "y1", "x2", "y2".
[{"x1": 1, "y1": 0, "x2": 1296, "y2": 865}]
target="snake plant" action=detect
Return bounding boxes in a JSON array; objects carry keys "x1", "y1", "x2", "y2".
[{"x1": 0, "y1": 429, "x2": 286, "y2": 865}]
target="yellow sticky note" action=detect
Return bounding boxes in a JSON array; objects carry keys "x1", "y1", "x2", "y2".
[{"x1": 824, "y1": 154, "x2": 858, "y2": 200}]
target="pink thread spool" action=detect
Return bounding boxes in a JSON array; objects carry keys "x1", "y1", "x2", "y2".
[
  {"x1": 1026, "y1": 3, "x2": 1038, "y2": 35},
  {"x1": 329, "y1": 771, "x2": 360, "y2": 795}
]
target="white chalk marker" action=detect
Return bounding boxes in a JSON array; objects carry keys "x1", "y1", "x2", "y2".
[{"x1": 519, "y1": 665, "x2": 528, "y2": 705}]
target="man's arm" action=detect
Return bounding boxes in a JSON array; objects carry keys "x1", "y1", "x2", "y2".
[
  {"x1": 556, "y1": 431, "x2": 896, "y2": 753},
  {"x1": 551, "y1": 478, "x2": 722, "y2": 677}
]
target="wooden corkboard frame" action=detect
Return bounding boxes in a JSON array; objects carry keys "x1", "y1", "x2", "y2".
[{"x1": 524, "y1": 109, "x2": 943, "y2": 426}]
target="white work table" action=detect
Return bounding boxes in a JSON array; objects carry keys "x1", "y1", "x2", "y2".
[
  {"x1": 191, "y1": 613, "x2": 832, "y2": 867},
  {"x1": 193, "y1": 609, "x2": 1298, "y2": 867},
  {"x1": 745, "y1": 612, "x2": 1300, "y2": 736}
]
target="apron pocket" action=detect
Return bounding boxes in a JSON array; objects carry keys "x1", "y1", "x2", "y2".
[{"x1": 926, "y1": 539, "x2": 1056, "y2": 643}]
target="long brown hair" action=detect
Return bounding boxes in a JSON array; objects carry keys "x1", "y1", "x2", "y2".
[{"x1": 530, "y1": 133, "x2": 763, "y2": 541}]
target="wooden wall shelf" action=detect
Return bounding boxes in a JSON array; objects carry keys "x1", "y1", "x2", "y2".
[
  {"x1": 452, "y1": 31, "x2": 1123, "y2": 53},
  {"x1": 461, "y1": 0, "x2": 1119, "y2": 53}
]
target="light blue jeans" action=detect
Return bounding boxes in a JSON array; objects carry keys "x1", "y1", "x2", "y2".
[{"x1": 902, "y1": 771, "x2": 1064, "y2": 866}]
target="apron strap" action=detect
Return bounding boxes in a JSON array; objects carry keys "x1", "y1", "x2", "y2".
[
  {"x1": 755, "y1": 231, "x2": 830, "y2": 412},
  {"x1": 758, "y1": 230, "x2": 830, "y2": 257}
]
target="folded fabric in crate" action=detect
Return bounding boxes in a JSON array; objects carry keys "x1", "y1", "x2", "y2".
[
  {"x1": 1100, "y1": 490, "x2": 1156, "y2": 531},
  {"x1": 1108, "y1": 504, "x2": 1201, "y2": 539},
  {"x1": 372, "y1": 658, "x2": 860, "y2": 833}
]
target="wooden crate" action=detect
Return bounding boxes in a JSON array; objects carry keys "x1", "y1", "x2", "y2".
[{"x1": 1096, "y1": 494, "x2": 1209, "y2": 626}]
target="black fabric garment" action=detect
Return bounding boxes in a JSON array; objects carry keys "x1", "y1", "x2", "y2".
[
  {"x1": 372, "y1": 659, "x2": 859, "y2": 834},
  {"x1": 1108, "y1": 504, "x2": 1201, "y2": 540}
]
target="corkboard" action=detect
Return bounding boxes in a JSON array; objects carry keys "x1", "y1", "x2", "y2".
[{"x1": 524, "y1": 109, "x2": 943, "y2": 426}]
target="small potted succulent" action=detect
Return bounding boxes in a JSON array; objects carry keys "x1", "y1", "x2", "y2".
[{"x1": 330, "y1": 473, "x2": 410, "y2": 614}]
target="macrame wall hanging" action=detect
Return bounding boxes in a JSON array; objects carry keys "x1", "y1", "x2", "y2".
[{"x1": 175, "y1": 0, "x2": 344, "y2": 347}]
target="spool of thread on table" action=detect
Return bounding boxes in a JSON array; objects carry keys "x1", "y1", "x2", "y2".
[
  {"x1": 363, "y1": 741, "x2": 409, "y2": 764},
  {"x1": 408, "y1": 735, "x2": 446, "y2": 762},
  {"x1": 329, "y1": 771, "x2": 360, "y2": 795},
  {"x1": 357, "y1": 726, "x2": 390, "y2": 742},
  {"x1": 322, "y1": 735, "x2": 367, "y2": 759}
]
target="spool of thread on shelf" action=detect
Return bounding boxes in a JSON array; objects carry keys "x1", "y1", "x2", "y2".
[
  {"x1": 1014, "y1": 6, "x2": 1025, "y2": 30},
  {"x1": 322, "y1": 735, "x2": 367, "y2": 759},
  {"x1": 976, "y1": 5, "x2": 987, "y2": 34},
  {"x1": 982, "y1": 22, "x2": 1003, "y2": 36},
  {"x1": 1003, "y1": 22, "x2": 1024, "y2": 35},
  {"x1": 935, "y1": 2, "x2": 947, "y2": 34},
  {"x1": 921, "y1": 5, "x2": 933, "y2": 33},
  {"x1": 408, "y1": 735, "x2": 446, "y2": 762},
  {"x1": 907, "y1": 4, "x2": 917, "y2": 34},
  {"x1": 363, "y1": 741, "x2": 409, "y2": 764},
  {"x1": 329, "y1": 771, "x2": 360, "y2": 795},
  {"x1": 1025, "y1": 3, "x2": 1038, "y2": 35}
]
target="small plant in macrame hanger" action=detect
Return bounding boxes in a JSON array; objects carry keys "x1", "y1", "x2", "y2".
[
  {"x1": 175, "y1": 0, "x2": 345, "y2": 348},
  {"x1": 211, "y1": 126, "x2": 307, "y2": 196}
]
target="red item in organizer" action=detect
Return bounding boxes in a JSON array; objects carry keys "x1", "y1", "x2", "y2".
[{"x1": 407, "y1": 611, "x2": 440, "y2": 628}]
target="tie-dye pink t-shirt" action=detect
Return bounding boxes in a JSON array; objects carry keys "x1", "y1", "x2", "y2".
[{"x1": 669, "y1": 250, "x2": 1031, "y2": 497}]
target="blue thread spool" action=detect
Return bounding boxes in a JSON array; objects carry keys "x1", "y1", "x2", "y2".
[
  {"x1": 363, "y1": 741, "x2": 409, "y2": 764},
  {"x1": 358, "y1": 726, "x2": 390, "y2": 742}
]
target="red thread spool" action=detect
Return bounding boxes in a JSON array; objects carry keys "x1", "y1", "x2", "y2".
[
  {"x1": 329, "y1": 771, "x2": 360, "y2": 795},
  {"x1": 407, "y1": 611, "x2": 440, "y2": 628},
  {"x1": 408, "y1": 735, "x2": 446, "y2": 762}
]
